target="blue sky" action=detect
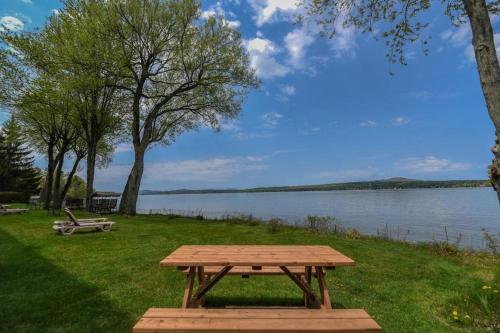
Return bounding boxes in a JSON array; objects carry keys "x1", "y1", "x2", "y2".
[{"x1": 1, "y1": 0, "x2": 499, "y2": 191}]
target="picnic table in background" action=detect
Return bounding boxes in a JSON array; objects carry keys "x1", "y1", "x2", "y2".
[{"x1": 160, "y1": 245, "x2": 355, "y2": 309}]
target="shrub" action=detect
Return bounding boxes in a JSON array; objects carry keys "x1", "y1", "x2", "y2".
[
  {"x1": 0, "y1": 191, "x2": 30, "y2": 204},
  {"x1": 345, "y1": 228, "x2": 362, "y2": 239},
  {"x1": 304, "y1": 215, "x2": 335, "y2": 233},
  {"x1": 267, "y1": 218, "x2": 285, "y2": 233}
]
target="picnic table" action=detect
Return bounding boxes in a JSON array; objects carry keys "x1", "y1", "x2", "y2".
[{"x1": 160, "y1": 245, "x2": 355, "y2": 309}]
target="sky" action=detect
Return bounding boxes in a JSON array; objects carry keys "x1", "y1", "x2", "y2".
[{"x1": 1, "y1": 0, "x2": 500, "y2": 192}]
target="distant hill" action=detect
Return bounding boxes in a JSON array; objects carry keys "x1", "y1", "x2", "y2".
[{"x1": 141, "y1": 178, "x2": 490, "y2": 195}]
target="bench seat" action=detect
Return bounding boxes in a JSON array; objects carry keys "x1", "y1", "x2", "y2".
[
  {"x1": 133, "y1": 308, "x2": 383, "y2": 332},
  {"x1": 182, "y1": 266, "x2": 307, "y2": 276}
]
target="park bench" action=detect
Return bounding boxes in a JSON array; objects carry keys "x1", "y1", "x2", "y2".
[{"x1": 133, "y1": 308, "x2": 383, "y2": 332}]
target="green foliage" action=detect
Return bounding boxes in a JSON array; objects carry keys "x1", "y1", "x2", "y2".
[
  {"x1": 66, "y1": 174, "x2": 86, "y2": 199},
  {"x1": 0, "y1": 118, "x2": 41, "y2": 195},
  {"x1": 304, "y1": 215, "x2": 336, "y2": 233},
  {"x1": 447, "y1": 284, "x2": 499, "y2": 332},
  {"x1": 0, "y1": 191, "x2": 30, "y2": 203},
  {"x1": 267, "y1": 217, "x2": 286, "y2": 233}
]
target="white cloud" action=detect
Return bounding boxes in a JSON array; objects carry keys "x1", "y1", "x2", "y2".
[
  {"x1": 391, "y1": 117, "x2": 410, "y2": 126},
  {"x1": 397, "y1": 156, "x2": 472, "y2": 173},
  {"x1": 94, "y1": 157, "x2": 268, "y2": 185},
  {"x1": 201, "y1": 2, "x2": 240, "y2": 29},
  {"x1": 330, "y1": 24, "x2": 357, "y2": 59},
  {"x1": 284, "y1": 28, "x2": 315, "y2": 68},
  {"x1": 51, "y1": 9, "x2": 60, "y2": 15},
  {"x1": 261, "y1": 112, "x2": 284, "y2": 129},
  {"x1": 20, "y1": 0, "x2": 32, "y2": 4},
  {"x1": 248, "y1": 0, "x2": 298, "y2": 26},
  {"x1": 245, "y1": 36, "x2": 290, "y2": 79},
  {"x1": 0, "y1": 16, "x2": 24, "y2": 31},
  {"x1": 276, "y1": 84, "x2": 296, "y2": 101},
  {"x1": 360, "y1": 120, "x2": 377, "y2": 128},
  {"x1": 300, "y1": 127, "x2": 321, "y2": 135}
]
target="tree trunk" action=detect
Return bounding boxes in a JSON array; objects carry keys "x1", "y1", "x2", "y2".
[
  {"x1": 53, "y1": 153, "x2": 65, "y2": 210},
  {"x1": 119, "y1": 147, "x2": 145, "y2": 215},
  {"x1": 60, "y1": 154, "x2": 84, "y2": 206},
  {"x1": 86, "y1": 144, "x2": 97, "y2": 211},
  {"x1": 41, "y1": 142, "x2": 55, "y2": 209},
  {"x1": 463, "y1": 0, "x2": 500, "y2": 203}
]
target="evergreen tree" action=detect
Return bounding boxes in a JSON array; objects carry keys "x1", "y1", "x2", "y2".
[{"x1": 0, "y1": 118, "x2": 41, "y2": 194}]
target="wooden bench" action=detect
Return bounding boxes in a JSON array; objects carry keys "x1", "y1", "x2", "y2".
[{"x1": 133, "y1": 308, "x2": 383, "y2": 332}]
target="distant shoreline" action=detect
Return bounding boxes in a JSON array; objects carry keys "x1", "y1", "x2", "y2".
[{"x1": 141, "y1": 178, "x2": 490, "y2": 195}]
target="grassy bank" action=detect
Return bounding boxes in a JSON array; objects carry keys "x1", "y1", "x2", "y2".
[{"x1": 0, "y1": 209, "x2": 498, "y2": 332}]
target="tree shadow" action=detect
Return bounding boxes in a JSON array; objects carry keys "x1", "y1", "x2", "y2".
[{"x1": 0, "y1": 228, "x2": 134, "y2": 332}]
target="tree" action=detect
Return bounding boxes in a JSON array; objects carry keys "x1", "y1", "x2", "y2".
[
  {"x1": 300, "y1": 0, "x2": 500, "y2": 202},
  {"x1": 42, "y1": 6, "x2": 126, "y2": 210},
  {"x1": 0, "y1": 117, "x2": 41, "y2": 195},
  {"x1": 87, "y1": 0, "x2": 259, "y2": 214}
]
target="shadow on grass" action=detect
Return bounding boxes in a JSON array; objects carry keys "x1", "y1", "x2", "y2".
[{"x1": 0, "y1": 228, "x2": 134, "y2": 333}]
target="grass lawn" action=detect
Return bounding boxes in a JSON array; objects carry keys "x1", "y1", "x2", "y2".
[{"x1": 0, "y1": 209, "x2": 498, "y2": 333}]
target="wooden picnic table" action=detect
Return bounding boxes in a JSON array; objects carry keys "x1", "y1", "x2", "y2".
[{"x1": 160, "y1": 245, "x2": 355, "y2": 309}]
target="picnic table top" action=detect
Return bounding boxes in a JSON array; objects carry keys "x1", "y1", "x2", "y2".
[{"x1": 160, "y1": 245, "x2": 355, "y2": 267}]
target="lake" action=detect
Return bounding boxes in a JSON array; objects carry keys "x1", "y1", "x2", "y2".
[{"x1": 137, "y1": 187, "x2": 500, "y2": 250}]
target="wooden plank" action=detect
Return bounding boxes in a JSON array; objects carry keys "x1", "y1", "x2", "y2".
[
  {"x1": 182, "y1": 266, "x2": 306, "y2": 275},
  {"x1": 315, "y1": 266, "x2": 332, "y2": 309},
  {"x1": 141, "y1": 308, "x2": 374, "y2": 319},
  {"x1": 182, "y1": 267, "x2": 196, "y2": 308},
  {"x1": 280, "y1": 266, "x2": 321, "y2": 309},
  {"x1": 133, "y1": 308, "x2": 383, "y2": 332}
]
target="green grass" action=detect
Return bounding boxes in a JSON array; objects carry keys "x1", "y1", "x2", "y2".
[{"x1": 0, "y1": 209, "x2": 498, "y2": 333}]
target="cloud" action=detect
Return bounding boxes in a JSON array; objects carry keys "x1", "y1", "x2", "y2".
[
  {"x1": 51, "y1": 9, "x2": 60, "y2": 16},
  {"x1": 201, "y1": 2, "x2": 240, "y2": 29},
  {"x1": 360, "y1": 120, "x2": 377, "y2": 128},
  {"x1": 300, "y1": 127, "x2": 321, "y2": 135},
  {"x1": 94, "y1": 157, "x2": 268, "y2": 185},
  {"x1": 0, "y1": 16, "x2": 24, "y2": 31},
  {"x1": 397, "y1": 156, "x2": 472, "y2": 173},
  {"x1": 20, "y1": 0, "x2": 32, "y2": 4},
  {"x1": 329, "y1": 24, "x2": 357, "y2": 59},
  {"x1": 248, "y1": 0, "x2": 298, "y2": 26},
  {"x1": 391, "y1": 117, "x2": 410, "y2": 126},
  {"x1": 261, "y1": 112, "x2": 284, "y2": 129},
  {"x1": 284, "y1": 28, "x2": 315, "y2": 68},
  {"x1": 244, "y1": 35, "x2": 290, "y2": 79},
  {"x1": 276, "y1": 84, "x2": 296, "y2": 102}
]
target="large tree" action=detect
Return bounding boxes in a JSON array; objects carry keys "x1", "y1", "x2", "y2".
[
  {"x1": 84, "y1": 0, "x2": 259, "y2": 215},
  {"x1": 301, "y1": 0, "x2": 500, "y2": 202}
]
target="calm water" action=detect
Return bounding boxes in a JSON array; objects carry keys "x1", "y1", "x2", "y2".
[{"x1": 137, "y1": 188, "x2": 500, "y2": 249}]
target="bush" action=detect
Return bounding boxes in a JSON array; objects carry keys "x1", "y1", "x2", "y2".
[
  {"x1": 304, "y1": 215, "x2": 336, "y2": 233},
  {"x1": 0, "y1": 191, "x2": 30, "y2": 204},
  {"x1": 267, "y1": 218, "x2": 285, "y2": 233}
]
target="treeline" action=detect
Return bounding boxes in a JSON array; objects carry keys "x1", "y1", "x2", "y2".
[
  {"x1": 142, "y1": 179, "x2": 490, "y2": 195},
  {"x1": 0, "y1": 0, "x2": 257, "y2": 214}
]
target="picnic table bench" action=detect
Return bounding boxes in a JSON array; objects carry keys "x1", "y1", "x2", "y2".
[{"x1": 133, "y1": 245, "x2": 382, "y2": 332}]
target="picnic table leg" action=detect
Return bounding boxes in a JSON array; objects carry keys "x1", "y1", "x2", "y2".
[
  {"x1": 315, "y1": 266, "x2": 332, "y2": 309},
  {"x1": 304, "y1": 266, "x2": 312, "y2": 307},
  {"x1": 197, "y1": 266, "x2": 206, "y2": 307},
  {"x1": 182, "y1": 266, "x2": 196, "y2": 308},
  {"x1": 190, "y1": 265, "x2": 233, "y2": 308},
  {"x1": 280, "y1": 266, "x2": 321, "y2": 309}
]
